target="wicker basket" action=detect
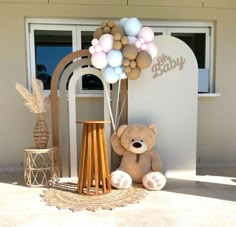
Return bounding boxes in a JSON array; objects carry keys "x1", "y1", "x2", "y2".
[{"x1": 34, "y1": 113, "x2": 49, "y2": 149}]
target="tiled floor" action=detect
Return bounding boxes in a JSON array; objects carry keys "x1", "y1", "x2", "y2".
[{"x1": 0, "y1": 168, "x2": 235, "y2": 227}]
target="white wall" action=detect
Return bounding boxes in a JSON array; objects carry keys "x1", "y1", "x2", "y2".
[{"x1": 1, "y1": 1, "x2": 236, "y2": 170}]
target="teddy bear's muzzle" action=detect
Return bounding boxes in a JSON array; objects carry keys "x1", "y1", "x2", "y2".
[
  {"x1": 133, "y1": 142, "x2": 142, "y2": 148},
  {"x1": 129, "y1": 140, "x2": 147, "y2": 154}
]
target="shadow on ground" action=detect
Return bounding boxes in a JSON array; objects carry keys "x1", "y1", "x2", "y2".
[
  {"x1": 164, "y1": 177, "x2": 236, "y2": 202},
  {"x1": 0, "y1": 172, "x2": 25, "y2": 186},
  {"x1": 1, "y1": 170, "x2": 236, "y2": 203}
]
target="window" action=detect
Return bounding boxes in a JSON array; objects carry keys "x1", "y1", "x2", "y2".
[
  {"x1": 28, "y1": 24, "x2": 76, "y2": 93},
  {"x1": 77, "y1": 26, "x2": 104, "y2": 94},
  {"x1": 27, "y1": 21, "x2": 102, "y2": 95},
  {"x1": 26, "y1": 19, "x2": 214, "y2": 94},
  {"x1": 150, "y1": 23, "x2": 213, "y2": 93},
  {"x1": 34, "y1": 29, "x2": 73, "y2": 90}
]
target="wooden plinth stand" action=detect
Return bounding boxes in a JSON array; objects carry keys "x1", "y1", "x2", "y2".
[{"x1": 77, "y1": 121, "x2": 111, "y2": 195}]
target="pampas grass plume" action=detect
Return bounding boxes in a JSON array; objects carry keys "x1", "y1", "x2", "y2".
[{"x1": 16, "y1": 77, "x2": 49, "y2": 114}]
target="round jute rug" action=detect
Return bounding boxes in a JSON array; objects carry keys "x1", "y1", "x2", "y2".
[{"x1": 40, "y1": 181, "x2": 147, "y2": 212}]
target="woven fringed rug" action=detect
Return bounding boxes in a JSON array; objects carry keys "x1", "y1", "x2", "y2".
[{"x1": 40, "y1": 181, "x2": 147, "y2": 212}]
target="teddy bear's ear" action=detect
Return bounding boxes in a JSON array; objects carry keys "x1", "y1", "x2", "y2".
[
  {"x1": 117, "y1": 124, "x2": 128, "y2": 137},
  {"x1": 148, "y1": 124, "x2": 158, "y2": 135}
]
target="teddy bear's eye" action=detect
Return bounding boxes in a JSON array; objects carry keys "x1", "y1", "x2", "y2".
[
  {"x1": 131, "y1": 139, "x2": 134, "y2": 142},
  {"x1": 141, "y1": 140, "x2": 143, "y2": 142}
]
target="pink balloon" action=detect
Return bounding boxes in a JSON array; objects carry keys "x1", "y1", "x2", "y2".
[
  {"x1": 138, "y1": 27, "x2": 154, "y2": 42},
  {"x1": 146, "y1": 43, "x2": 158, "y2": 59},
  {"x1": 91, "y1": 38, "x2": 99, "y2": 46},
  {"x1": 135, "y1": 40, "x2": 141, "y2": 49},
  {"x1": 141, "y1": 43, "x2": 147, "y2": 51},
  {"x1": 95, "y1": 44, "x2": 102, "y2": 53},
  {"x1": 89, "y1": 46, "x2": 95, "y2": 54},
  {"x1": 91, "y1": 52, "x2": 108, "y2": 69},
  {"x1": 99, "y1": 34, "x2": 113, "y2": 53},
  {"x1": 139, "y1": 37, "x2": 145, "y2": 43}
]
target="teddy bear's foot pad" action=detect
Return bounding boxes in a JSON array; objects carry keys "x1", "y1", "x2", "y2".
[
  {"x1": 142, "y1": 172, "x2": 166, "y2": 190},
  {"x1": 111, "y1": 170, "x2": 132, "y2": 189}
]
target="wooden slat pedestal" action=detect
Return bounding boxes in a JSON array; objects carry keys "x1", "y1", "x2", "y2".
[{"x1": 76, "y1": 121, "x2": 111, "y2": 195}]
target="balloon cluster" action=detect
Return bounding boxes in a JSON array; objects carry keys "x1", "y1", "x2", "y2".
[{"x1": 89, "y1": 17, "x2": 158, "y2": 84}]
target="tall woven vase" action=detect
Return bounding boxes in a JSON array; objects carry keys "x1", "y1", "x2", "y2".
[{"x1": 34, "y1": 113, "x2": 49, "y2": 149}]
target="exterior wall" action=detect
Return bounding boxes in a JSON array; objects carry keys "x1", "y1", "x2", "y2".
[{"x1": 1, "y1": 0, "x2": 236, "y2": 169}]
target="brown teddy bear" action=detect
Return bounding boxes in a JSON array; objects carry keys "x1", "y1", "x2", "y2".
[{"x1": 110, "y1": 123, "x2": 166, "y2": 190}]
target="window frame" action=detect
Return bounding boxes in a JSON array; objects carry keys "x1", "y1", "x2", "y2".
[
  {"x1": 150, "y1": 24, "x2": 213, "y2": 93},
  {"x1": 76, "y1": 25, "x2": 104, "y2": 95},
  {"x1": 27, "y1": 23, "x2": 77, "y2": 95},
  {"x1": 26, "y1": 18, "x2": 214, "y2": 94}
]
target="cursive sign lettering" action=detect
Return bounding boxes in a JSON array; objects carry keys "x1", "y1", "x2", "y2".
[{"x1": 152, "y1": 54, "x2": 186, "y2": 78}]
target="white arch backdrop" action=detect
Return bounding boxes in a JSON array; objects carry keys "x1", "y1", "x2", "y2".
[
  {"x1": 68, "y1": 68, "x2": 111, "y2": 177},
  {"x1": 128, "y1": 35, "x2": 198, "y2": 178}
]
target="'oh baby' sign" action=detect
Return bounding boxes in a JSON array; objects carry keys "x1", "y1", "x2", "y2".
[{"x1": 152, "y1": 54, "x2": 186, "y2": 78}]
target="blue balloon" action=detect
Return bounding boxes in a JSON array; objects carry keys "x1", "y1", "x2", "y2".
[
  {"x1": 115, "y1": 66, "x2": 122, "y2": 74},
  {"x1": 118, "y1": 17, "x2": 128, "y2": 28},
  {"x1": 107, "y1": 50, "x2": 123, "y2": 67},
  {"x1": 123, "y1": 17, "x2": 142, "y2": 36},
  {"x1": 119, "y1": 72, "x2": 127, "y2": 79},
  {"x1": 103, "y1": 67, "x2": 119, "y2": 84}
]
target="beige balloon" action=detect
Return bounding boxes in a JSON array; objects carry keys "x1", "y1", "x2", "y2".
[
  {"x1": 122, "y1": 44, "x2": 138, "y2": 60},
  {"x1": 93, "y1": 28, "x2": 103, "y2": 39},
  {"x1": 127, "y1": 67, "x2": 141, "y2": 80},
  {"x1": 136, "y1": 52, "x2": 152, "y2": 69}
]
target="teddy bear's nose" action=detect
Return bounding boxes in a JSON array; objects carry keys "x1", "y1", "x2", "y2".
[{"x1": 133, "y1": 142, "x2": 142, "y2": 148}]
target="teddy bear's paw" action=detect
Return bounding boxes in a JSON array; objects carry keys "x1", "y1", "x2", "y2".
[
  {"x1": 142, "y1": 172, "x2": 167, "y2": 191},
  {"x1": 110, "y1": 170, "x2": 132, "y2": 189}
]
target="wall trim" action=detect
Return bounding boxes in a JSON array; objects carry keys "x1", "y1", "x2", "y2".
[
  {"x1": 197, "y1": 162, "x2": 236, "y2": 169},
  {"x1": 0, "y1": 167, "x2": 23, "y2": 173}
]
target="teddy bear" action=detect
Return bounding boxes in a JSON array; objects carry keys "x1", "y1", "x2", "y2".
[{"x1": 110, "y1": 123, "x2": 166, "y2": 190}]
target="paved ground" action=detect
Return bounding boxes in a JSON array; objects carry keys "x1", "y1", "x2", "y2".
[{"x1": 0, "y1": 168, "x2": 235, "y2": 227}]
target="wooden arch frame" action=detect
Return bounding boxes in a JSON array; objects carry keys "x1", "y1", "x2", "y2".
[
  {"x1": 50, "y1": 49, "x2": 127, "y2": 176},
  {"x1": 50, "y1": 49, "x2": 90, "y2": 149}
]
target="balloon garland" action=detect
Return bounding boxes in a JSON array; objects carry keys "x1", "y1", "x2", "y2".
[{"x1": 89, "y1": 17, "x2": 158, "y2": 130}]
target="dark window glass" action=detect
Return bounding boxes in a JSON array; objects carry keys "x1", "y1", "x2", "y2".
[
  {"x1": 81, "y1": 31, "x2": 103, "y2": 91},
  {"x1": 171, "y1": 33, "x2": 206, "y2": 68},
  {"x1": 34, "y1": 30, "x2": 72, "y2": 89},
  {"x1": 154, "y1": 32, "x2": 163, "y2": 36}
]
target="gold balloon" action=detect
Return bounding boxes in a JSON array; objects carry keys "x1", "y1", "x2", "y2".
[
  {"x1": 113, "y1": 41, "x2": 122, "y2": 50},
  {"x1": 103, "y1": 27, "x2": 111, "y2": 34},
  {"x1": 124, "y1": 66, "x2": 131, "y2": 73},
  {"x1": 121, "y1": 36, "x2": 128, "y2": 45},
  {"x1": 122, "y1": 44, "x2": 138, "y2": 60},
  {"x1": 107, "y1": 20, "x2": 115, "y2": 28},
  {"x1": 130, "y1": 60, "x2": 137, "y2": 69},
  {"x1": 127, "y1": 67, "x2": 141, "y2": 80},
  {"x1": 113, "y1": 33, "x2": 122, "y2": 41},
  {"x1": 136, "y1": 52, "x2": 152, "y2": 69},
  {"x1": 93, "y1": 28, "x2": 103, "y2": 39},
  {"x1": 122, "y1": 58, "x2": 130, "y2": 67},
  {"x1": 101, "y1": 21, "x2": 107, "y2": 28},
  {"x1": 111, "y1": 25, "x2": 124, "y2": 36}
]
